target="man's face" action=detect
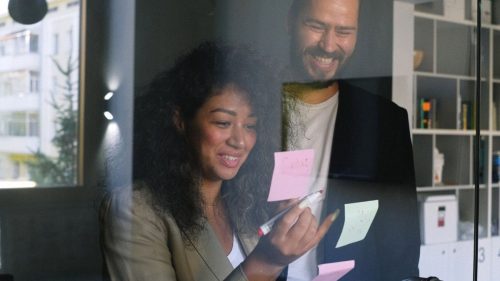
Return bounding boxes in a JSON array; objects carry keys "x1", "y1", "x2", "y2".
[{"x1": 289, "y1": 0, "x2": 359, "y2": 82}]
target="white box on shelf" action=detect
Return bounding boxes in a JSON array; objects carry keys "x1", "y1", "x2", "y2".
[
  {"x1": 419, "y1": 195, "x2": 458, "y2": 245},
  {"x1": 444, "y1": 0, "x2": 465, "y2": 20}
]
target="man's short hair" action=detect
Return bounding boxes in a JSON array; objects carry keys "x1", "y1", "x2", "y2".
[{"x1": 289, "y1": 0, "x2": 362, "y2": 22}]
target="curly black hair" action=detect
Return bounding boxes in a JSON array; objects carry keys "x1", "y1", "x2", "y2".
[{"x1": 133, "y1": 42, "x2": 282, "y2": 239}]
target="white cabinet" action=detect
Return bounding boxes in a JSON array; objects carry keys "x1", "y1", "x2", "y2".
[
  {"x1": 478, "y1": 239, "x2": 492, "y2": 281},
  {"x1": 447, "y1": 242, "x2": 473, "y2": 281},
  {"x1": 419, "y1": 239, "x2": 492, "y2": 280},
  {"x1": 419, "y1": 243, "x2": 452, "y2": 280},
  {"x1": 448, "y1": 240, "x2": 491, "y2": 281},
  {"x1": 491, "y1": 237, "x2": 500, "y2": 281}
]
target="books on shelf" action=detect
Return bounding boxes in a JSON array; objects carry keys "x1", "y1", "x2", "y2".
[
  {"x1": 416, "y1": 98, "x2": 479, "y2": 130},
  {"x1": 417, "y1": 98, "x2": 437, "y2": 129},
  {"x1": 493, "y1": 102, "x2": 497, "y2": 130},
  {"x1": 493, "y1": 151, "x2": 500, "y2": 183},
  {"x1": 493, "y1": 101, "x2": 500, "y2": 130},
  {"x1": 460, "y1": 101, "x2": 472, "y2": 130}
]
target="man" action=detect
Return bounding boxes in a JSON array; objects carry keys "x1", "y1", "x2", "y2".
[{"x1": 282, "y1": 0, "x2": 420, "y2": 280}]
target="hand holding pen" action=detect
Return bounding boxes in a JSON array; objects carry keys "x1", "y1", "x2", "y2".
[
  {"x1": 259, "y1": 190, "x2": 327, "y2": 236},
  {"x1": 243, "y1": 191, "x2": 340, "y2": 277}
]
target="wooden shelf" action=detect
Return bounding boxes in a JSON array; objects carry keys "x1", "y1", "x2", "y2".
[
  {"x1": 415, "y1": 11, "x2": 500, "y2": 30},
  {"x1": 412, "y1": 129, "x2": 483, "y2": 135},
  {"x1": 414, "y1": 71, "x2": 485, "y2": 81},
  {"x1": 417, "y1": 184, "x2": 488, "y2": 192}
]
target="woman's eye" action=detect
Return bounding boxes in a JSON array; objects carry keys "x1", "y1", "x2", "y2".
[
  {"x1": 337, "y1": 31, "x2": 353, "y2": 37},
  {"x1": 310, "y1": 25, "x2": 323, "y2": 32},
  {"x1": 245, "y1": 123, "x2": 257, "y2": 130},
  {"x1": 214, "y1": 121, "x2": 230, "y2": 128}
]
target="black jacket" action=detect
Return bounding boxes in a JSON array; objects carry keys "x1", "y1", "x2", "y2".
[{"x1": 320, "y1": 81, "x2": 420, "y2": 280}]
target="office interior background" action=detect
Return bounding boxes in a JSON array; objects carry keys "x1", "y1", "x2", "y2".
[{"x1": 0, "y1": 0, "x2": 499, "y2": 280}]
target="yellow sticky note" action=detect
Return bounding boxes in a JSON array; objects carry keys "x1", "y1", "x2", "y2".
[{"x1": 336, "y1": 200, "x2": 379, "y2": 248}]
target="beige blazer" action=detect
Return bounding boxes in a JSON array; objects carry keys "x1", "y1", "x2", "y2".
[{"x1": 100, "y1": 185, "x2": 259, "y2": 281}]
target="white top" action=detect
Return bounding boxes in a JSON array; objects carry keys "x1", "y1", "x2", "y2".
[
  {"x1": 227, "y1": 234, "x2": 245, "y2": 268},
  {"x1": 286, "y1": 93, "x2": 339, "y2": 281}
]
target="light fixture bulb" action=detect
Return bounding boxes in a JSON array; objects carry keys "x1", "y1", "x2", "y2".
[
  {"x1": 104, "y1": 91, "x2": 114, "y2": 101},
  {"x1": 104, "y1": 111, "x2": 114, "y2": 120}
]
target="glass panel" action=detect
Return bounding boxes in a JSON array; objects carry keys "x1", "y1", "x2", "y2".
[
  {"x1": 412, "y1": 0, "x2": 493, "y2": 280},
  {"x1": 0, "y1": 0, "x2": 81, "y2": 188},
  {"x1": 2, "y1": 0, "x2": 492, "y2": 280},
  {"x1": 119, "y1": 1, "x2": 421, "y2": 281}
]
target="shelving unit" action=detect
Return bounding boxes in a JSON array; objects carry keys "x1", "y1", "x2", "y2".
[
  {"x1": 393, "y1": 1, "x2": 500, "y2": 280},
  {"x1": 412, "y1": 4, "x2": 499, "y2": 231}
]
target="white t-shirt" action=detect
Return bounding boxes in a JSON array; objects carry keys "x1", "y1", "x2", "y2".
[
  {"x1": 286, "y1": 93, "x2": 339, "y2": 281},
  {"x1": 227, "y1": 234, "x2": 245, "y2": 268}
]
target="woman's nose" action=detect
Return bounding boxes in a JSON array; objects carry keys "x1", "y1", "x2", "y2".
[{"x1": 228, "y1": 126, "x2": 245, "y2": 149}]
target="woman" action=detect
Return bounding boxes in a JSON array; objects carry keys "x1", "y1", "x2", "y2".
[{"x1": 100, "y1": 42, "x2": 336, "y2": 281}]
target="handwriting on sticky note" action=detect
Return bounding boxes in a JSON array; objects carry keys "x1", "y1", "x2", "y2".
[
  {"x1": 336, "y1": 200, "x2": 379, "y2": 248},
  {"x1": 267, "y1": 149, "x2": 314, "y2": 201},
  {"x1": 312, "y1": 260, "x2": 355, "y2": 281}
]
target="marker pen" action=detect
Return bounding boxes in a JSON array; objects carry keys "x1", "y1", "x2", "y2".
[{"x1": 258, "y1": 190, "x2": 324, "y2": 237}]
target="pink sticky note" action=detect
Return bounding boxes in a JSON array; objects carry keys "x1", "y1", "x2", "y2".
[
  {"x1": 312, "y1": 260, "x2": 355, "y2": 281},
  {"x1": 267, "y1": 149, "x2": 314, "y2": 201}
]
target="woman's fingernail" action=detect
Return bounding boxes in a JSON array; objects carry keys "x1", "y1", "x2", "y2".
[
  {"x1": 330, "y1": 209, "x2": 340, "y2": 222},
  {"x1": 298, "y1": 201, "x2": 308, "y2": 209}
]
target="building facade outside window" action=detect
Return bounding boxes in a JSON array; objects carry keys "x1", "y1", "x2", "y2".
[
  {"x1": 53, "y1": 33, "x2": 59, "y2": 55},
  {"x1": 0, "y1": 0, "x2": 81, "y2": 188}
]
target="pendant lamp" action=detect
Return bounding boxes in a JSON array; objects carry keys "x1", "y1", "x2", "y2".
[{"x1": 8, "y1": 0, "x2": 48, "y2": 25}]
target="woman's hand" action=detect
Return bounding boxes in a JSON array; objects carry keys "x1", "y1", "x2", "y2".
[
  {"x1": 241, "y1": 205, "x2": 338, "y2": 281},
  {"x1": 256, "y1": 204, "x2": 336, "y2": 265}
]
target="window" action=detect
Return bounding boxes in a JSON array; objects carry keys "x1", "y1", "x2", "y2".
[
  {"x1": 48, "y1": 7, "x2": 58, "y2": 14},
  {"x1": 0, "y1": 31, "x2": 39, "y2": 56},
  {"x1": 53, "y1": 33, "x2": 59, "y2": 55},
  {"x1": 0, "y1": 115, "x2": 6, "y2": 136},
  {"x1": 0, "y1": 0, "x2": 81, "y2": 188},
  {"x1": 14, "y1": 34, "x2": 27, "y2": 55},
  {"x1": 67, "y1": 1, "x2": 79, "y2": 8},
  {"x1": 0, "y1": 71, "x2": 32, "y2": 97},
  {"x1": 8, "y1": 112, "x2": 26, "y2": 136},
  {"x1": 0, "y1": 111, "x2": 40, "y2": 137},
  {"x1": 12, "y1": 161, "x2": 20, "y2": 179},
  {"x1": 67, "y1": 28, "x2": 73, "y2": 52},
  {"x1": 29, "y1": 34, "x2": 38, "y2": 53},
  {"x1": 27, "y1": 112, "x2": 39, "y2": 137},
  {"x1": 29, "y1": 72, "x2": 39, "y2": 93}
]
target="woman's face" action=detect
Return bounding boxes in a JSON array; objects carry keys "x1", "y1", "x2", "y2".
[{"x1": 188, "y1": 84, "x2": 257, "y2": 183}]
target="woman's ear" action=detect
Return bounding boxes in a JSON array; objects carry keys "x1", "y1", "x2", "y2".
[{"x1": 173, "y1": 109, "x2": 185, "y2": 133}]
